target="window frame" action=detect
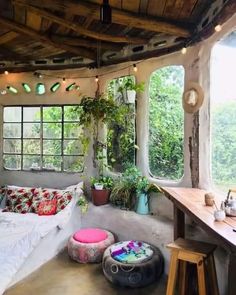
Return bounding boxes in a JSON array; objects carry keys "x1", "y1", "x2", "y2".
[{"x1": 3, "y1": 104, "x2": 84, "y2": 173}]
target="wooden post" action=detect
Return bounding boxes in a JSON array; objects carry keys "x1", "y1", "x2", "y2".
[{"x1": 174, "y1": 206, "x2": 185, "y2": 240}]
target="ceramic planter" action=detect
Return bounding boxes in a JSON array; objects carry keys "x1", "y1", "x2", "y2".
[
  {"x1": 91, "y1": 188, "x2": 110, "y2": 206},
  {"x1": 94, "y1": 183, "x2": 104, "y2": 190},
  {"x1": 122, "y1": 90, "x2": 136, "y2": 104},
  {"x1": 136, "y1": 193, "x2": 149, "y2": 214}
]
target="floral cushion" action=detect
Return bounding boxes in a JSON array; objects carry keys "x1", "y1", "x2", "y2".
[
  {"x1": 38, "y1": 199, "x2": 57, "y2": 216},
  {"x1": 56, "y1": 192, "x2": 73, "y2": 213}
]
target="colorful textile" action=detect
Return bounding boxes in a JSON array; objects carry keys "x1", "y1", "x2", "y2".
[
  {"x1": 103, "y1": 242, "x2": 164, "y2": 288},
  {"x1": 110, "y1": 240, "x2": 153, "y2": 264},
  {"x1": 38, "y1": 199, "x2": 57, "y2": 216},
  {"x1": 68, "y1": 229, "x2": 115, "y2": 263},
  {"x1": 73, "y1": 228, "x2": 108, "y2": 243}
]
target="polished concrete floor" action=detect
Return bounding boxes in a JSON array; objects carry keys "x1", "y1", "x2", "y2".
[{"x1": 5, "y1": 251, "x2": 167, "y2": 295}]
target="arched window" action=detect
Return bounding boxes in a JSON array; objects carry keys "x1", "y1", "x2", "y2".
[
  {"x1": 149, "y1": 65, "x2": 184, "y2": 181},
  {"x1": 211, "y1": 31, "x2": 236, "y2": 192}
]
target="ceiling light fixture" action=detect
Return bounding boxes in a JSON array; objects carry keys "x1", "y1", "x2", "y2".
[
  {"x1": 4, "y1": 70, "x2": 9, "y2": 75},
  {"x1": 181, "y1": 47, "x2": 187, "y2": 55},
  {"x1": 214, "y1": 24, "x2": 222, "y2": 32},
  {"x1": 100, "y1": 0, "x2": 112, "y2": 24},
  {"x1": 133, "y1": 64, "x2": 138, "y2": 72}
]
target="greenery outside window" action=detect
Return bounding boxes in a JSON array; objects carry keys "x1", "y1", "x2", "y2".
[
  {"x1": 149, "y1": 65, "x2": 184, "y2": 180},
  {"x1": 3, "y1": 105, "x2": 84, "y2": 172}
]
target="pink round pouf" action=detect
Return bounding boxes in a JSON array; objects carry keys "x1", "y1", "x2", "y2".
[{"x1": 68, "y1": 228, "x2": 115, "y2": 263}]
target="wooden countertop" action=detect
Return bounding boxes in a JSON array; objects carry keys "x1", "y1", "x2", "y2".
[{"x1": 161, "y1": 187, "x2": 236, "y2": 250}]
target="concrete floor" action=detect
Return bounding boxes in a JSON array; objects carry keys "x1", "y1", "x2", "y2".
[{"x1": 5, "y1": 250, "x2": 167, "y2": 295}]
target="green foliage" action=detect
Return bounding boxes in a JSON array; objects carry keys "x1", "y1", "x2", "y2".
[
  {"x1": 149, "y1": 66, "x2": 184, "y2": 180},
  {"x1": 90, "y1": 176, "x2": 114, "y2": 189},
  {"x1": 212, "y1": 101, "x2": 236, "y2": 191},
  {"x1": 77, "y1": 195, "x2": 88, "y2": 214}
]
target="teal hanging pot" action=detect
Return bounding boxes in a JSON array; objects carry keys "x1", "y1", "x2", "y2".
[{"x1": 136, "y1": 193, "x2": 149, "y2": 215}]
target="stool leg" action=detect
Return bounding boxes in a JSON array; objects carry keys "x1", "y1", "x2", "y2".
[
  {"x1": 197, "y1": 259, "x2": 206, "y2": 295},
  {"x1": 207, "y1": 255, "x2": 219, "y2": 295},
  {"x1": 179, "y1": 260, "x2": 187, "y2": 295},
  {"x1": 166, "y1": 250, "x2": 179, "y2": 295}
]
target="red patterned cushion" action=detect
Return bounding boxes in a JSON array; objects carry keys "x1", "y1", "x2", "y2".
[
  {"x1": 14, "y1": 202, "x2": 32, "y2": 214},
  {"x1": 56, "y1": 192, "x2": 73, "y2": 213},
  {"x1": 38, "y1": 199, "x2": 57, "y2": 216}
]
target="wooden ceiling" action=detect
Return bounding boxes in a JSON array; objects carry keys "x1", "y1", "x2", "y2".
[{"x1": 0, "y1": 0, "x2": 234, "y2": 72}]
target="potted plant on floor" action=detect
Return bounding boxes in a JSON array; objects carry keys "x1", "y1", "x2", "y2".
[{"x1": 90, "y1": 176, "x2": 114, "y2": 206}]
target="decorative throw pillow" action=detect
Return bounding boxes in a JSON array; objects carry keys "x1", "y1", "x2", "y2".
[
  {"x1": 38, "y1": 199, "x2": 57, "y2": 216},
  {"x1": 13, "y1": 202, "x2": 32, "y2": 214},
  {"x1": 56, "y1": 192, "x2": 73, "y2": 213}
]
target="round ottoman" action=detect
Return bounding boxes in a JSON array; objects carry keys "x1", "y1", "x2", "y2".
[
  {"x1": 68, "y1": 228, "x2": 115, "y2": 263},
  {"x1": 102, "y1": 240, "x2": 164, "y2": 287}
]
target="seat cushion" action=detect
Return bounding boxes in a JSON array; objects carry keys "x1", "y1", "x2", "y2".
[{"x1": 73, "y1": 228, "x2": 108, "y2": 243}]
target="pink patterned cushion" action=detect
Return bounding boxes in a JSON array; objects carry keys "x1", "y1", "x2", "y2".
[{"x1": 73, "y1": 228, "x2": 108, "y2": 243}]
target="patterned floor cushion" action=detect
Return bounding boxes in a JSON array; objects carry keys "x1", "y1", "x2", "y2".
[
  {"x1": 68, "y1": 228, "x2": 115, "y2": 263},
  {"x1": 102, "y1": 241, "x2": 164, "y2": 288}
]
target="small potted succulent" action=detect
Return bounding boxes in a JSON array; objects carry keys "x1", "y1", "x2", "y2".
[{"x1": 91, "y1": 176, "x2": 114, "y2": 206}]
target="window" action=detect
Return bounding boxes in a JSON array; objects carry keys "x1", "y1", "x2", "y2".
[
  {"x1": 107, "y1": 76, "x2": 136, "y2": 172},
  {"x1": 211, "y1": 31, "x2": 236, "y2": 192},
  {"x1": 149, "y1": 66, "x2": 184, "y2": 180},
  {"x1": 3, "y1": 105, "x2": 84, "y2": 172}
]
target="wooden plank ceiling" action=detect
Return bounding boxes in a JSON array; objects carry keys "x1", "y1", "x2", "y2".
[{"x1": 0, "y1": 0, "x2": 233, "y2": 72}]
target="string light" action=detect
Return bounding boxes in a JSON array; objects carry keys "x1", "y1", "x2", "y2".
[
  {"x1": 214, "y1": 24, "x2": 222, "y2": 32},
  {"x1": 133, "y1": 64, "x2": 138, "y2": 72},
  {"x1": 95, "y1": 75, "x2": 99, "y2": 82},
  {"x1": 1, "y1": 89, "x2": 7, "y2": 95},
  {"x1": 4, "y1": 70, "x2": 9, "y2": 75},
  {"x1": 62, "y1": 77, "x2": 66, "y2": 84},
  {"x1": 181, "y1": 47, "x2": 187, "y2": 54}
]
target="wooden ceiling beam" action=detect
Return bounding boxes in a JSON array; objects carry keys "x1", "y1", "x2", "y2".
[
  {"x1": 0, "y1": 31, "x2": 18, "y2": 45},
  {"x1": 50, "y1": 35, "x2": 123, "y2": 51},
  {"x1": 13, "y1": 0, "x2": 191, "y2": 37},
  {"x1": 13, "y1": 1, "x2": 147, "y2": 44},
  {"x1": 0, "y1": 16, "x2": 96, "y2": 60}
]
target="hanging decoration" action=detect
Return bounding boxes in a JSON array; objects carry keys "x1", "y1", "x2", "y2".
[
  {"x1": 100, "y1": 0, "x2": 112, "y2": 24},
  {"x1": 7, "y1": 86, "x2": 18, "y2": 94},
  {"x1": 50, "y1": 82, "x2": 61, "y2": 92},
  {"x1": 66, "y1": 82, "x2": 76, "y2": 91},
  {"x1": 36, "y1": 83, "x2": 46, "y2": 95},
  {"x1": 22, "y1": 83, "x2": 31, "y2": 93}
]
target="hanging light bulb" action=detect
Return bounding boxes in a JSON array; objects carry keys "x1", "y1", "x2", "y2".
[
  {"x1": 62, "y1": 77, "x2": 66, "y2": 84},
  {"x1": 1, "y1": 89, "x2": 7, "y2": 95},
  {"x1": 133, "y1": 64, "x2": 138, "y2": 72},
  {"x1": 100, "y1": 0, "x2": 112, "y2": 24},
  {"x1": 214, "y1": 24, "x2": 222, "y2": 32},
  {"x1": 34, "y1": 72, "x2": 43, "y2": 79},
  {"x1": 95, "y1": 75, "x2": 99, "y2": 83},
  {"x1": 4, "y1": 70, "x2": 9, "y2": 75},
  {"x1": 181, "y1": 47, "x2": 187, "y2": 54}
]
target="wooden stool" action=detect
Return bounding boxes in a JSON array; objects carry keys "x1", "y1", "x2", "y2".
[{"x1": 166, "y1": 238, "x2": 219, "y2": 295}]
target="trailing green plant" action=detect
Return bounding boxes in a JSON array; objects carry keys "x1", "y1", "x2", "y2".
[
  {"x1": 90, "y1": 176, "x2": 114, "y2": 190},
  {"x1": 118, "y1": 78, "x2": 145, "y2": 93},
  {"x1": 77, "y1": 195, "x2": 88, "y2": 213}
]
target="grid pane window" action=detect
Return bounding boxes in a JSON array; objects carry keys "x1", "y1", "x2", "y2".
[{"x1": 3, "y1": 106, "x2": 84, "y2": 172}]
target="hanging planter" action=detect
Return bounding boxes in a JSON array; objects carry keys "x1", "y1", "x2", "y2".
[
  {"x1": 118, "y1": 79, "x2": 145, "y2": 104},
  {"x1": 126, "y1": 89, "x2": 136, "y2": 103}
]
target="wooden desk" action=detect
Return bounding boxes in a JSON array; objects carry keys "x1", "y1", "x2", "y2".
[{"x1": 161, "y1": 187, "x2": 236, "y2": 295}]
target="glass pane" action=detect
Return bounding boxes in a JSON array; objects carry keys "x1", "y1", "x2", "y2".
[
  {"x1": 3, "y1": 123, "x2": 21, "y2": 138},
  {"x1": 23, "y1": 107, "x2": 40, "y2": 122},
  {"x1": 43, "y1": 123, "x2": 62, "y2": 139},
  {"x1": 43, "y1": 106, "x2": 62, "y2": 122},
  {"x1": 23, "y1": 156, "x2": 41, "y2": 170},
  {"x1": 211, "y1": 34, "x2": 236, "y2": 192},
  {"x1": 64, "y1": 106, "x2": 82, "y2": 121},
  {"x1": 23, "y1": 123, "x2": 40, "y2": 138},
  {"x1": 4, "y1": 139, "x2": 21, "y2": 154},
  {"x1": 23, "y1": 139, "x2": 40, "y2": 154},
  {"x1": 3, "y1": 155, "x2": 21, "y2": 170},
  {"x1": 4, "y1": 107, "x2": 21, "y2": 122},
  {"x1": 64, "y1": 123, "x2": 82, "y2": 138},
  {"x1": 64, "y1": 140, "x2": 82, "y2": 155},
  {"x1": 63, "y1": 156, "x2": 84, "y2": 172},
  {"x1": 43, "y1": 140, "x2": 61, "y2": 155},
  {"x1": 149, "y1": 66, "x2": 184, "y2": 180},
  {"x1": 43, "y1": 156, "x2": 62, "y2": 171}
]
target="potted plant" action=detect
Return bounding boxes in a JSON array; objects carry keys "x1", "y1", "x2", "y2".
[
  {"x1": 110, "y1": 166, "x2": 141, "y2": 209},
  {"x1": 135, "y1": 177, "x2": 160, "y2": 215},
  {"x1": 90, "y1": 176, "x2": 114, "y2": 206},
  {"x1": 118, "y1": 78, "x2": 145, "y2": 104}
]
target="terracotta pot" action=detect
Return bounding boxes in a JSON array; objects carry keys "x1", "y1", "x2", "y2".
[{"x1": 91, "y1": 188, "x2": 110, "y2": 206}]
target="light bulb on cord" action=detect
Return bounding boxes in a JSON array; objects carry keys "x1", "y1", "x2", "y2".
[
  {"x1": 133, "y1": 64, "x2": 138, "y2": 72},
  {"x1": 4, "y1": 70, "x2": 9, "y2": 75},
  {"x1": 95, "y1": 75, "x2": 99, "y2": 83},
  {"x1": 215, "y1": 24, "x2": 222, "y2": 32},
  {"x1": 181, "y1": 47, "x2": 187, "y2": 54},
  {"x1": 62, "y1": 77, "x2": 66, "y2": 84}
]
